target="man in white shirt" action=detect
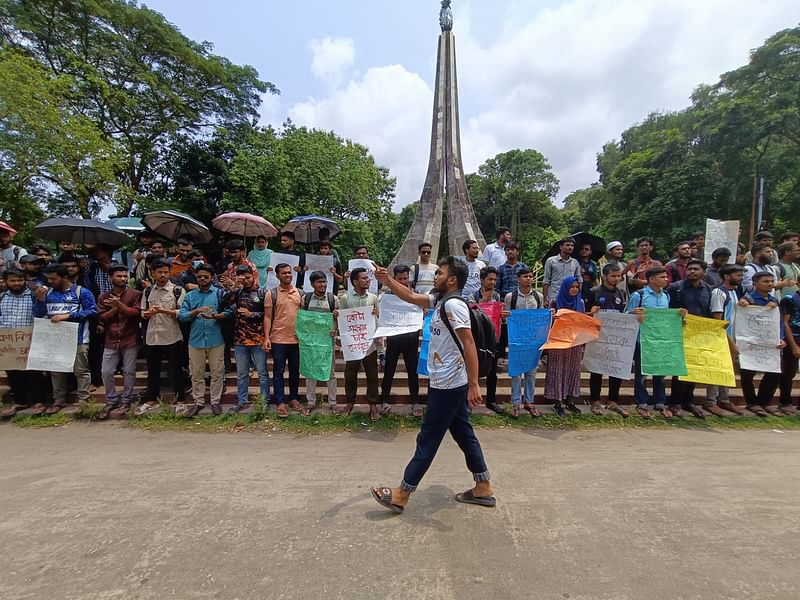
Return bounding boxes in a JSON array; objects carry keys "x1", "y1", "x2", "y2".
[
  {"x1": 411, "y1": 242, "x2": 437, "y2": 294},
  {"x1": 371, "y1": 256, "x2": 495, "y2": 514},
  {"x1": 460, "y1": 239, "x2": 486, "y2": 300},
  {"x1": 482, "y1": 227, "x2": 511, "y2": 268},
  {"x1": 542, "y1": 237, "x2": 581, "y2": 303}
]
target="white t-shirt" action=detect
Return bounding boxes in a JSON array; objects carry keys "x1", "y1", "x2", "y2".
[
  {"x1": 428, "y1": 296, "x2": 470, "y2": 389},
  {"x1": 413, "y1": 263, "x2": 437, "y2": 294},
  {"x1": 462, "y1": 258, "x2": 486, "y2": 300}
]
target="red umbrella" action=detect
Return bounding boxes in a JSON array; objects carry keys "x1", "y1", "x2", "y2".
[
  {"x1": 212, "y1": 212, "x2": 278, "y2": 239},
  {"x1": 0, "y1": 220, "x2": 18, "y2": 237}
]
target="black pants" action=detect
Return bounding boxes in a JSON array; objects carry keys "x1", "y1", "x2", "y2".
[
  {"x1": 6, "y1": 370, "x2": 51, "y2": 405},
  {"x1": 740, "y1": 369, "x2": 780, "y2": 407},
  {"x1": 144, "y1": 342, "x2": 186, "y2": 402},
  {"x1": 779, "y1": 344, "x2": 798, "y2": 406},
  {"x1": 497, "y1": 322, "x2": 508, "y2": 360},
  {"x1": 381, "y1": 331, "x2": 419, "y2": 404},
  {"x1": 485, "y1": 356, "x2": 498, "y2": 404},
  {"x1": 669, "y1": 378, "x2": 696, "y2": 408},
  {"x1": 88, "y1": 317, "x2": 104, "y2": 385},
  {"x1": 589, "y1": 372, "x2": 621, "y2": 403}
]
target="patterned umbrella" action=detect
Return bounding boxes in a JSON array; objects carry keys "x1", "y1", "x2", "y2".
[
  {"x1": 281, "y1": 215, "x2": 340, "y2": 244},
  {"x1": 142, "y1": 210, "x2": 212, "y2": 244},
  {"x1": 211, "y1": 212, "x2": 278, "y2": 239}
]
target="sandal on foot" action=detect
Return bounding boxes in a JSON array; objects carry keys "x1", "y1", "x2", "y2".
[
  {"x1": 607, "y1": 402, "x2": 629, "y2": 418},
  {"x1": 46, "y1": 403, "x2": 65, "y2": 415},
  {"x1": 0, "y1": 405, "x2": 21, "y2": 418},
  {"x1": 371, "y1": 487, "x2": 404, "y2": 514},
  {"x1": 380, "y1": 403, "x2": 392, "y2": 416},
  {"x1": 276, "y1": 403, "x2": 289, "y2": 418},
  {"x1": 455, "y1": 489, "x2": 497, "y2": 508},
  {"x1": 523, "y1": 403, "x2": 542, "y2": 418},
  {"x1": 591, "y1": 402, "x2": 606, "y2": 416},
  {"x1": 411, "y1": 405, "x2": 424, "y2": 418},
  {"x1": 510, "y1": 404, "x2": 520, "y2": 419},
  {"x1": 636, "y1": 406, "x2": 652, "y2": 419},
  {"x1": 98, "y1": 403, "x2": 118, "y2": 420},
  {"x1": 334, "y1": 403, "x2": 354, "y2": 416},
  {"x1": 369, "y1": 404, "x2": 381, "y2": 422}
]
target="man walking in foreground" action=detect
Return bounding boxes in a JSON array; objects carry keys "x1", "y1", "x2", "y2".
[{"x1": 371, "y1": 257, "x2": 494, "y2": 513}]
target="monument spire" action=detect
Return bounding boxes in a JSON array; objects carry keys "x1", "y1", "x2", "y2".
[{"x1": 391, "y1": 1, "x2": 486, "y2": 266}]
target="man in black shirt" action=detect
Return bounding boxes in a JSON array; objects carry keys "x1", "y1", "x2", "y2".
[{"x1": 586, "y1": 263, "x2": 628, "y2": 417}]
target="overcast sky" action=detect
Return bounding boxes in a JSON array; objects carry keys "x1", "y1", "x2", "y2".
[{"x1": 144, "y1": 0, "x2": 797, "y2": 209}]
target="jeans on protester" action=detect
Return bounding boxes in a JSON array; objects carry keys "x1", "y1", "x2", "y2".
[
  {"x1": 705, "y1": 385, "x2": 730, "y2": 406},
  {"x1": 380, "y1": 331, "x2": 419, "y2": 404},
  {"x1": 101, "y1": 345, "x2": 138, "y2": 405},
  {"x1": 589, "y1": 372, "x2": 621, "y2": 404},
  {"x1": 344, "y1": 350, "x2": 379, "y2": 405},
  {"x1": 740, "y1": 369, "x2": 780, "y2": 408},
  {"x1": 633, "y1": 344, "x2": 666, "y2": 408},
  {"x1": 779, "y1": 344, "x2": 799, "y2": 407},
  {"x1": 52, "y1": 344, "x2": 91, "y2": 405},
  {"x1": 235, "y1": 344, "x2": 270, "y2": 405},
  {"x1": 306, "y1": 341, "x2": 337, "y2": 405},
  {"x1": 401, "y1": 384, "x2": 490, "y2": 491},
  {"x1": 272, "y1": 343, "x2": 300, "y2": 405},
  {"x1": 511, "y1": 370, "x2": 536, "y2": 405},
  {"x1": 143, "y1": 342, "x2": 186, "y2": 402},
  {"x1": 188, "y1": 344, "x2": 225, "y2": 406}
]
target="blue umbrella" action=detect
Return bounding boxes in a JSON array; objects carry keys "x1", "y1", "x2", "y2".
[
  {"x1": 106, "y1": 217, "x2": 145, "y2": 232},
  {"x1": 282, "y1": 215, "x2": 340, "y2": 244}
]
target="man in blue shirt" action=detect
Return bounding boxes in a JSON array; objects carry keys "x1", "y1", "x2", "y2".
[
  {"x1": 626, "y1": 267, "x2": 677, "y2": 419},
  {"x1": 33, "y1": 263, "x2": 97, "y2": 414},
  {"x1": 179, "y1": 264, "x2": 231, "y2": 417}
]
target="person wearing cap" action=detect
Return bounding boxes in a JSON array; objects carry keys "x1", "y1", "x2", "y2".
[
  {"x1": 97, "y1": 264, "x2": 142, "y2": 419},
  {"x1": 0, "y1": 224, "x2": 27, "y2": 272},
  {"x1": 745, "y1": 231, "x2": 779, "y2": 264},
  {"x1": 178, "y1": 263, "x2": 231, "y2": 417},
  {"x1": 19, "y1": 254, "x2": 47, "y2": 289},
  {"x1": 226, "y1": 263, "x2": 271, "y2": 413},
  {"x1": 603, "y1": 240, "x2": 631, "y2": 298},
  {"x1": 542, "y1": 237, "x2": 580, "y2": 303}
]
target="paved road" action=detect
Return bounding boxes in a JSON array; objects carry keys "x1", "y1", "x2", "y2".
[{"x1": 1, "y1": 424, "x2": 798, "y2": 600}]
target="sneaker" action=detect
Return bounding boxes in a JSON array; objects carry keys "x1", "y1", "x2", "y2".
[
  {"x1": 553, "y1": 402, "x2": 566, "y2": 418},
  {"x1": 134, "y1": 401, "x2": 160, "y2": 417},
  {"x1": 485, "y1": 402, "x2": 504, "y2": 415},
  {"x1": 211, "y1": 403, "x2": 222, "y2": 416},
  {"x1": 184, "y1": 404, "x2": 203, "y2": 418},
  {"x1": 228, "y1": 403, "x2": 249, "y2": 414},
  {"x1": 564, "y1": 401, "x2": 581, "y2": 415}
]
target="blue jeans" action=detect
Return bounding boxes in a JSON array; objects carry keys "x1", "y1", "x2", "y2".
[
  {"x1": 235, "y1": 345, "x2": 270, "y2": 405},
  {"x1": 511, "y1": 369, "x2": 536, "y2": 405},
  {"x1": 271, "y1": 343, "x2": 299, "y2": 404},
  {"x1": 633, "y1": 344, "x2": 666, "y2": 408},
  {"x1": 401, "y1": 385, "x2": 490, "y2": 491}
]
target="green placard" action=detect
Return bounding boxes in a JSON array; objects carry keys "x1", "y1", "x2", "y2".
[
  {"x1": 295, "y1": 311, "x2": 334, "y2": 381},
  {"x1": 639, "y1": 308, "x2": 688, "y2": 376}
]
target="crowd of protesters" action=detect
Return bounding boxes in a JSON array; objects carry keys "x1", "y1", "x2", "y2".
[{"x1": 1, "y1": 221, "x2": 799, "y2": 422}]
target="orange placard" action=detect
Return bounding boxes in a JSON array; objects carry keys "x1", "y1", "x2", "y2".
[{"x1": 540, "y1": 309, "x2": 601, "y2": 350}]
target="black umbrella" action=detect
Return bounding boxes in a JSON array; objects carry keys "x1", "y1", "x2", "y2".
[
  {"x1": 142, "y1": 210, "x2": 213, "y2": 244},
  {"x1": 542, "y1": 231, "x2": 606, "y2": 263},
  {"x1": 32, "y1": 217, "x2": 131, "y2": 247}
]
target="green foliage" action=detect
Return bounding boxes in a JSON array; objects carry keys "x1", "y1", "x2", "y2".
[
  {"x1": 467, "y1": 148, "x2": 564, "y2": 262},
  {"x1": 575, "y1": 27, "x2": 800, "y2": 253},
  {"x1": 0, "y1": 0, "x2": 273, "y2": 216}
]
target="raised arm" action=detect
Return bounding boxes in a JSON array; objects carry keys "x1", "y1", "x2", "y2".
[{"x1": 374, "y1": 264, "x2": 431, "y2": 308}]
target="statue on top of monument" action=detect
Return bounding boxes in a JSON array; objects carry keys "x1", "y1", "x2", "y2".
[{"x1": 439, "y1": 0, "x2": 453, "y2": 32}]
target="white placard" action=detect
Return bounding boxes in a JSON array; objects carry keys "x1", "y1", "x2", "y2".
[
  {"x1": 337, "y1": 306, "x2": 376, "y2": 361},
  {"x1": 704, "y1": 219, "x2": 739, "y2": 265},
  {"x1": 26, "y1": 318, "x2": 78, "y2": 372},
  {"x1": 303, "y1": 253, "x2": 335, "y2": 293},
  {"x1": 348, "y1": 259, "x2": 378, "y2": 295},
  {"x1": 734, "y1": 304, "x2": 781, "y2": 373},
  {"x1": 265, "y1": 252, "x2": 300, "y2": 289},
  {"x1": 582, "y1": 311, "x2": 639, "y2": 380},
  {"x1": 372, "y1": 294, "x2": 423, "y2": 338}
]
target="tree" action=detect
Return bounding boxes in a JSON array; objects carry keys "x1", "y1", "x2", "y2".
[
  {"x1": 0, "y1": 0, "x2": 274, "y2": 215},
  {"x1": 0, "y1": 49, "x2": 122, "y2": 217},
  {"x1": 468, "y1": 149, "x2": 562, "y2": 262}
]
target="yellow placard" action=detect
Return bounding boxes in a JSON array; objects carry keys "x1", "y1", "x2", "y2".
[{"x1": 679, "y1": 314, "x2": 735, "y2": 387}]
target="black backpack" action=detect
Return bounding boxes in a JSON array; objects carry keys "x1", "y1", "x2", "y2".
[{"x1": 439, "y1": 294, "x2": 497, "y2": 378}]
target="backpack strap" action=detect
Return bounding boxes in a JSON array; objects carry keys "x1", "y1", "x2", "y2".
[
  {"x1": 412, "y1": 264, "x2": 420, "y2": 288},
  {"x1": 327, "y1": 292, "x2": 335, "y2": 312},
  {"x1": 439, "y1": 295, "x2": 468, "y2": 358},
  {"x1": 511, "y1": 289, "x2": 519, "y2": 310},
  {"x1": 270, "y1": 288, "x2": 278, "y2": 322}
]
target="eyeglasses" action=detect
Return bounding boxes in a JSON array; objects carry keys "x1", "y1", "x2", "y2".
[{"x1": 420, "y1": 251, "x2": 431, "y2": 255}]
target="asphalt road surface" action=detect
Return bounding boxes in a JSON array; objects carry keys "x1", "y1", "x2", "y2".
[{"x1": 1, "y1": 424, "x2": 798, "y2": 600}]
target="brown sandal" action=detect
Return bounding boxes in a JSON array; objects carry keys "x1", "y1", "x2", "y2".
[
  {"x1": 636, "y1": 406, "x2": 652, "y2": 419},
  {"x1": 46, "y1": 403, "x2": 65, "y2": 415},
  {"x1": 523, "y1": 402, "x2": 542, "y2": 418},
  {"x1": 370, "y1": 404, "x2": 381, "y2": 422},
  {"x1": 30, "y1": 403, "x2": 47, "y2": 416},
  {"x1": 334, "y1": 403, "x2": 354, "y2": 416}
]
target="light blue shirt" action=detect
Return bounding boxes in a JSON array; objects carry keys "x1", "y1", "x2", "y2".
[
  {"x1": 626, "y1": 285, "x2": 670, "y2": 311},
  {"x1": 179, "y1": 286, "x2": 231, "y2": 349}
]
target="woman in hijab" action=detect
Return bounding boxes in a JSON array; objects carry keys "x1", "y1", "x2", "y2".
[
  {"x1": 544, "y1": 276, "x2": 585, "y2": 417},
  {"x1": 247, "y1": 235, "x2": 272, "y2": 287}
]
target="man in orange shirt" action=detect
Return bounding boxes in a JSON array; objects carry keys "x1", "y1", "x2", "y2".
[
  {"x1": 263, "y1": 263, "x2": 303, "y2": 418},
  {"x1": 168, "y1": 238, "x2": 199, "y2": 280}
]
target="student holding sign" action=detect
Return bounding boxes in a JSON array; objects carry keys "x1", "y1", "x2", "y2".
[
  {"x1": 544, "y1": 277, "x2": 586, "y2": 417},
  {"x1": 372, "y1": 257, "x2": 494, "y2": 514},
  {"x1": 301, "y1": 270, "x2": 339, "y2": 413},
  {"x1": 33, "y1": 264, "x2": 97, "y2": 415},
  {"x1": 337, "y1": 267, "x2": 382, "y2": 420},
  {"x1": 738, "y1": 272, "x2": 785, "y2": 416},
  {"x1": 707, "y1": 264, "x2": 746, "y2": 415}
]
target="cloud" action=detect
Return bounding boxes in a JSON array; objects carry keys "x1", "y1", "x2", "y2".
[
  {"x1": 289, "y1": 0, "x2": 795, "y2": 209},
  {"x1": 290, "y1": 64, "x2": 432, "y2": 207},
  {"x1": 308, "y1": 36, "x2": 356, "y2": 86}
]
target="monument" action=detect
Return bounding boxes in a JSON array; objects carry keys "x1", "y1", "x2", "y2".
[{"x1": 391, "y1": 0, "x2": 487, "y2": 266}]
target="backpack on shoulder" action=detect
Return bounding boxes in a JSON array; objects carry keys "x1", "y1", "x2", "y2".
[{"x1": 439, "y1": 295, "x2": 497, "y2": 378}]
